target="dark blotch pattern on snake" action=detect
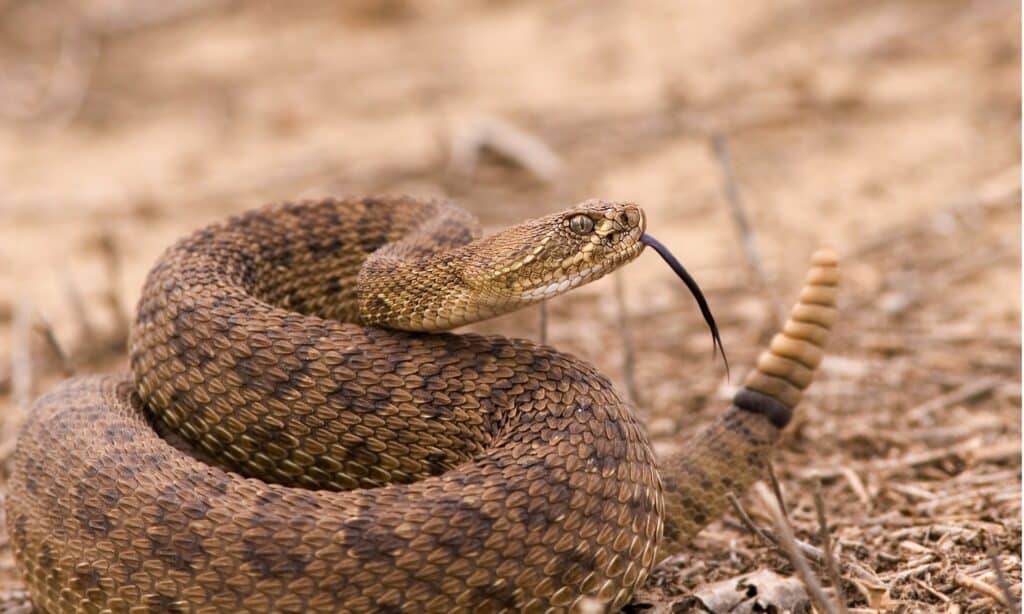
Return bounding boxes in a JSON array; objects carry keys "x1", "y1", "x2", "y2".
[{"x1": 5, "y1": 196, "x2": 839, "y2": 612}]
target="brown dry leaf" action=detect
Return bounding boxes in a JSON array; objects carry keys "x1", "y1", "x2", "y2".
[
  {"x1": 850, "y1": 578, "x2": 897, "y2": 611},
  {"x1": 691, "y1": 569, "x2": 810, "y2": 613}
]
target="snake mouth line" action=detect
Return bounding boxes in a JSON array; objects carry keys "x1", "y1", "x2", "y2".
[
  {"x1": 640, "y1": 233, "x2": 730, "y2": 377},
  {"x1": 517, "y1": 240, "x2": 645, "y2": 302}
]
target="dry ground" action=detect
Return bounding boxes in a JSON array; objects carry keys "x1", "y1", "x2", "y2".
[{"x1": 0, "y1": 1, "x2": 1020, "y2": 611}]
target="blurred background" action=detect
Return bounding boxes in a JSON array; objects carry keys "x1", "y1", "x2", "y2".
[{"x1": 0, "y1": 1, "x2": 1019, "y2": 610}]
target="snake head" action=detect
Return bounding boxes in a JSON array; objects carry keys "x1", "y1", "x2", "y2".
[{"x1": 470, "y1": 199, "x2": 647, "y2": 305}]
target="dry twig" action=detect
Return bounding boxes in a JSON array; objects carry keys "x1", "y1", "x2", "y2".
[
  {"x1": 754, "y1": 482, "x2": 840, "y2": 614},
  {"x1": 32, "y1": 313, "x2": 74, "y2": 377},
  {"x1": 839, "y1": 466, "x2": 872, "y2": 507},
  {"x1": 987, "y1": 550, "x2": 1020, "y2": 613},
  {"x1": 767, "y1": 463, "x2": 790, "y2": 522},
  {"x1": 448, "y1": 117, "x2": 563, "y2": 182},
  {"x1": 537, "y1": 301, "x2": 548, "y2": 346},
  {"x1": 613, "y1": 272, "x2": 641, "y2": 408},
  {"x1": 727, "y1": 492, "x2": 783, "y2": 552},
  {"x1": 914, "y1": 579, "x2": 951, "y2": 603},
  {"x1": 97, "y1": 229, "x2": 129, "y2": 336},
  {"x1": 886, "y1": 562, "x2": 940, "y2": 584},
  {"x1": 725, "y1": 492, "x2": 834, "y2": 570},
  {"x1": 907, "y1": 377, "x2": 1000, "y2": 421},
  {"x1": 60, "y1": 267, "x2": 98, "y2": 344},
  {"x1": 954, "y1": 572, "x2": 1011, "y2": 608},
  {"x1": 814, "y1": 481, "x2": 849, "y2": 612},
  {"x1": 10, "y1": 301, "x2": 35, "y2": 412},
  {"x1": 710, "y1": 134, "x2": 768, "y2": 286}
]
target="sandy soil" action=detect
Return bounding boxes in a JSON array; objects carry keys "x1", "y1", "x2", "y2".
[{"x1": 0, "y1": 1, "x2": 1020, "y2": 611}]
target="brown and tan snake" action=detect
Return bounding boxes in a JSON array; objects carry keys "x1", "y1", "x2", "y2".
[{"x1": 5, "y1": 196, "x2": 838, "y2": 613}]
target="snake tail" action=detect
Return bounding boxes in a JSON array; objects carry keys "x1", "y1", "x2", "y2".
[{"x1": 659, "y1": 248, "x2": 839, "y2": 555}]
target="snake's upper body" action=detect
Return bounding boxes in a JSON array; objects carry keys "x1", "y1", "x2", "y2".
[{"x1": 6, "y1": 196, "x2": 838, "y2": 613}]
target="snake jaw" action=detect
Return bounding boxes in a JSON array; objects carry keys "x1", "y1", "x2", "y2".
[{"x1": 517, "y1": 263, "x2": 605, "y2": 301}]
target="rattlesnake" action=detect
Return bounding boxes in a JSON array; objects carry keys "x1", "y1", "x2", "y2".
[{"x1": 6, "y1": 196, "x2": 838, "y2": 612}]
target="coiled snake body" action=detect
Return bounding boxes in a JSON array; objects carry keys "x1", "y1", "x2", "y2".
[{"x1": 6, "y1": 197, "x2": 839, "y2": 613}]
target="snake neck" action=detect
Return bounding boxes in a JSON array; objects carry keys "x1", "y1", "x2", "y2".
[
  {"x1": 356, "y1": 250, "x2": 493, "y2": 331},
  {"x1": 356, "y1": 233, "x2": 555, "y2": 332}
]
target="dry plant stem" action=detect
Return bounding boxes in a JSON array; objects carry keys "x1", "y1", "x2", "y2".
[
  {"x1": 954, "y1": 573, "x2": 1011, "y2": 608},
  {"x1": 60, "y1": 267, "x2": 98, "y2": 344},
  {"x1": 987, "y1": 550, "x2": 1020, "y2": 612},
  {"x1": 907, "y1": 377, "x2": 1000, "y2": 420},
  {"x1": 814, "y1": 481, "x2": 849, "y2": 612},
  {"x1": 887, "y1": 562, "x2": 940, "y2": 584},
  {"x1": 537, "y1": 301, "x2": 548, "y2": 346},
  {"x1": 727, "y1": 492, "x2": 780, "y2": 550},
  {"x1": 448, "y1": 117, "x2": 563, "y2": 182},
  {"x1": 838, "y1": 466, "x2": 871, "y2": 507},
  {"x1": 710, "y1": 134, "x2": 767, "y2": 286},
  {"x1": 726, "y1": 492, "x2": 827, "y2": 565},
  {"x1": 914, "y1": 579, "x2": 951, "y2": 603},
  {"x1": 767, "y1": 462, "x2": 790, "y2": 523},
  {"x1": 0, "y1": 264, "x2": 127, "y2": 404},
  {"x1": 10, "y1": 301, "x2": 34, "y2": 412},
  {"x1": 4, "y1": 301, "x2": 35, "y2": 466},
  {"x1": 98, "y1": 229, "x2": 129, "y2": 335},
  {"x1": 32, "y1": 314, "x2": 75, "y2": 377},
  {"x1": 0, "y1": 437, "x2": 19, "y2": 467},
  {"x1": 754, "y1": 482, "x2": 840, "y2": 614},
  {"x1": 613, "y1": 272, "x2": 641, "y2": 407},
  {"x1": 869, "y1": 441, "x2": 968, "y2": 474}
]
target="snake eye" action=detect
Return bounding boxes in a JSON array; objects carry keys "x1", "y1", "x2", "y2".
[{"x1": 568, "y1": 214, "x2": 594, "y2": 234}]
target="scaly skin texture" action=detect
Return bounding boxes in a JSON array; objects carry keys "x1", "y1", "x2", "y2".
[{"x1": 5, "y1": 197, "x2": 838, "y2": 613}]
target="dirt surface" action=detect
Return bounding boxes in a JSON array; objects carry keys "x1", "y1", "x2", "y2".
[{"x1": 0, "y1": 1, "x2": 1020, "y2": 611}]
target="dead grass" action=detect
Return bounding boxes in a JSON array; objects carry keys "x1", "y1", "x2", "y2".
[{"x1": 0, "y1": 0, "x2": 1019, "y2": 611}]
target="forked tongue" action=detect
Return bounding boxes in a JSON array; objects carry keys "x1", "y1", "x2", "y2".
[{"x1": 640, "y1": 233, "x2": 729, "y2": 377}]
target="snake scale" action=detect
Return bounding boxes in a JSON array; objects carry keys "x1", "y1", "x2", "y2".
[{"x1": 5, "y1": 196, "x2": 839, "y2": 613}]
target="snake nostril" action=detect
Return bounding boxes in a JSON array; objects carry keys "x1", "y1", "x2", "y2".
[{"x1": 618, "y1": 207, "x2": 642, "y2": 230}]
